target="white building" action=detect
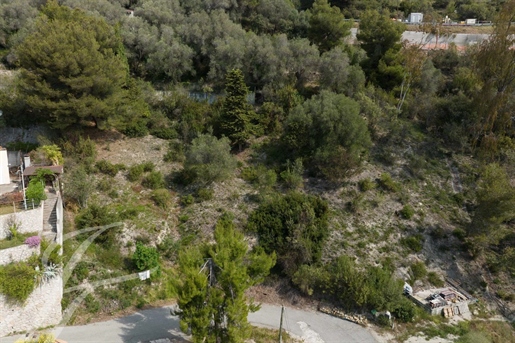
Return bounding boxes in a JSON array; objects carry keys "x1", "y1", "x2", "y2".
[
  {"x1": 0, "y1": 147, "x2": 10, "y2": 185},
  {"x1": 409, "y1": 13, "x2": 424, "y2": 23}
]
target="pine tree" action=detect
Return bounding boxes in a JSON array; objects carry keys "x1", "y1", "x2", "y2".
[
  {"x1": 220, "y1": 69, "x2": 253, "y2": 151},
  {"x1": 307, "y1": 0, "x2": 351, "y2": 52},
  {"x1": 14, "y1": 1, "x2": 136, "y2": 130},
  {"x1": 176, "y1": 214, "x2": 275, "y2": 343}
]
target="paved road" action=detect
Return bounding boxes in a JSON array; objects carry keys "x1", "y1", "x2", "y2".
[
  {"x1": 350, "y1": 28, "x2": 489, "y2": 47},
  {"x1": 0, "y1": 304, "x2": 378, "y2": 343}
]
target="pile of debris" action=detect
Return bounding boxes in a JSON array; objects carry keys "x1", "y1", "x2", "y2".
[{"x1": 318, "y1": 304, "x2": 368, "y2": 326}]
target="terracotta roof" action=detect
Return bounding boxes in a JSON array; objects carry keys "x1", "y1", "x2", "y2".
[{"x1": 24, "y1": 165, "x2": 64, "y2": 176}]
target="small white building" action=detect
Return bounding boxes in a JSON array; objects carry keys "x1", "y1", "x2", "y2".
[
  {"x1": 466, "y1": 19, "x2": 477, "y2": 25},
  {"x1": 409, "y1": 13, "x2": 424, "y2": 23},
  {"x1": 0, "y1": 147, "x2": 10, "y2": 185}
]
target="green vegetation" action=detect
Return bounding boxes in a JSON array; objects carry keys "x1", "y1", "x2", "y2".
[
  {"x1": 25, "y1": 179, "x2": 46, "y2": 205},
  {"x1": 132, "y1": 242, "x2": 160, "y2": 274},
  {"x1": 176, "y1": 214, "x2": 275, "y2": 343},
  {"x1": 247, "y1": 192, "x2": 328, "y2": 275},
  {"x1": 1, "y1": 0, "x2": 514, "y2": 339},
  {"x1": 0, "y1": 262, "x2": 37, "y2": 303},
  {"x1": 0, "y1": 231, "x2": 39, "y2": 250}
]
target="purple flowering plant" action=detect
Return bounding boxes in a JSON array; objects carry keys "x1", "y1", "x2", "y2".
[{"x1": 25, "y1": 235, "x2": 41, "y2": 248}]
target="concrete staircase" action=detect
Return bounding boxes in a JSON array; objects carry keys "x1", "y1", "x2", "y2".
[{"x1": 42, "y1": 191, "x2": 58, "y2": 242}]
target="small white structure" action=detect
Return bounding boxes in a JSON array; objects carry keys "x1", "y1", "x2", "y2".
[
  {"x1": 466, "y1": 18, "x2": 477, "y2": 25},
  {"x1": 409, "y1": 13, "x2": 424, "y2": 23},
  {"x1": 0, "y1": 147, "x2": 10, "y2": 185}
]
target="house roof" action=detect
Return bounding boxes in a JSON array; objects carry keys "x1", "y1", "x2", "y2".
[{"x1": 24, "y1": 165, "x2": 64, "y2": 176}]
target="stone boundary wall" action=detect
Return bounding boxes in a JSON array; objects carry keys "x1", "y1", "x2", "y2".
[
  {"x1": 0, "y1": 207, "x2": 43, "y2": 240},
  {"x1": 0, "y1": 276, "x2": 63, "y2": 337},
  {"x1": 0, "y1": 244, "x2": 39, "y2": 265}
]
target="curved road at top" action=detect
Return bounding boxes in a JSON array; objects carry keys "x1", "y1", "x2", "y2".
[{"x1": 0, "y1": 304, "x2": 379, "y2": 343}]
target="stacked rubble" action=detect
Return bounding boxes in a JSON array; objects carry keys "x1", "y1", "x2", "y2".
[{"x1": 318, "y1": 304, "x2": 368, "y2": 326}]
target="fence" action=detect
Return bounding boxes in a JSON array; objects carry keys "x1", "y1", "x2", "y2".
[{"x1": 0, "y1": 199, "x2": 41, "y2": 214}]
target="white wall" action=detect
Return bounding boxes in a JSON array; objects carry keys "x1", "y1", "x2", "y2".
[
  {"x1": 0, "y1": 276, "x2": 63, "y2": 337},
  {"x1": 0, "y1": 149, "x2": 9, "y2": 185},
  {"x1": 0, "y1": 207, "x2": 44, "y2": 240}
]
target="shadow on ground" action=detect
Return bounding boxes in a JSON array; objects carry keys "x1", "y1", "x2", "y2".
[{"x1": 116, "y1": 306, "x2": 189, "y2": 343}]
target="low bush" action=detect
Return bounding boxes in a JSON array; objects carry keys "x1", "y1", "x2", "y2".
[
  {"x1": 427, "y1": 272, "x2": 445, "y2": 287},
  {"x1": 142, "y1": 171, "x2": 165, "y2": 189},
  {"x1": 0, "y1": 262, "x2": 37, "y2": 303},
  {"x1": 132, "y1": 242, "x2": 160, "y2": 275},
  {"x1": 400, "y1": 234, "x2": 424, "y2": 253},
  {"x1": 40, "y1": 240, "x2": 62, "y2": 265},
  {"x1": 24, "y1": 236, "x2": 41, "y2": 248},
  {"x1": 141, "y1": 161, "x2": 155, "y2": 172},
  {"x1": 26, "y1": 179, "x2": 46, "y2": 205},
  {"x1": 95, "y1": 160, "x2": 123, "y2": 176},
  {"x1": 280, "y1": 159, "x2": 304, "y2": 190},
  {"x1": 359, "y1": 178, "x2": 376, "y2": 192},
  {"x1": 400, "y1": 205, "x2": 415, "y2": 219},
  {"x1": 378, "y1": 173, "x2": 400, "y2": 192},
  {"x1": 196, "y1": 188, "x2": 214, "y2": 202},
  {"x1": 151, "y1": 189, "x2": 171, "y2": 209},
  {"x1": 181, "y1": 194, "x2": 195, "y2": 206},
  {"x1": 410, "y1": 261, "x2": 427, "y2": 281},
  {"x1": 127, "y1": 164, "x2": 145, "y2": 182},
  {"x1": 163, "y1": 141, "x2": 185, "y2": 163}
]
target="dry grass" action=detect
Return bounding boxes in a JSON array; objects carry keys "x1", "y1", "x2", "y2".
[{"x1": 249, "y1": 326, "x2": 302, "y2": 343}]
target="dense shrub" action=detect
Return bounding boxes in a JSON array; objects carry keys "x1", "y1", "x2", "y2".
[
  {"x1": 127, "y1": 164, "x2": 145, "y2": 182},
  {"x1": 184, "y1": 134, "x2": 237, "y2": 185},
  {"x1": 282, "y1": 91, "x2": 371, "y2": 179},
  {"x1": 142, "y1": 171, "x2": 165, "y2": 189},
  {"x1": 151, "y1": 189, "x2": 171, "y2": 208},
  {"x1": 400, "y1": 234, "x2": 424, "y2": 253},
  {"x1": 122, "y1": 118, "x2": 149, "y2": 137},
  {"x1": 163, "y1": 141, "x2": 185, "y2": 163},
  {"x1": 359, "y1": 178, "x2": 376, "y2": 192},
  {"x1": 196, "y1": 188, "x2": 214, "y2": 202},
  {"x1": 427, "y1": 271, "x2": 445, "y2": 287},
  {"x1": 0, "y1": 262, "x2": 37, "y2": 303},
  {"x1": 410, "y1": 261, "x2": 427, "y2": 281},
  {"x1": 75, "y1": 204, "x2": 120, "y2": 245},
  {"x1": 400, "y1": 205, "x2": 415, "y2": 219},
  {"x1": 25, "y1": 179, "x2": 47, "y2": 205},
  {"x1": 181, "y1": 194, "x2": 195, "y2": 206},
  {"x1": 132, "y1": 242, "x2": 160, "y2": 274},
  {"x1": 280, "y1": 159, "x2": 304, "y2": 190},
  {"x1": 95, "y1": 160, "x2": 123, "y2": 176},
  {"x1": 247, "y1": 192, "x2": 329, "y2": 275}
]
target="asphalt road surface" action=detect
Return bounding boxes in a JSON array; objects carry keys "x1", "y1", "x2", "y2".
[
  {"x1": 0, "y1": 304, "x2": 379, "y2": 343},
  {"x1": 350, "y1": 27, "x2": 489, "y2": 47}
]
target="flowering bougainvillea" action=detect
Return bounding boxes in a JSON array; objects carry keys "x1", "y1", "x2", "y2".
[{"x1": 24, "y1": 235, "x2": 41, "y2": 248}]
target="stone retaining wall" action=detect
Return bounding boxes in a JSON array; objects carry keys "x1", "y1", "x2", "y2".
[
  {"x1": 0, "y1": 207, "x2": 43, "y2": 240},
  {"x1": 0, "y1": 244, "x2": 39, "y2": 265},
  {"x1": 0, "y1": 276, "x2": 63, "y2": 337}
]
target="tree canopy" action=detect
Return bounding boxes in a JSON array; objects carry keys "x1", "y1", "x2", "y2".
[
  {"x1": 176, "y1": 214, "x2": 275, "y2": 343},
  {"x1": 14, "y1": 1, "x2": 141, "y2": 130}
]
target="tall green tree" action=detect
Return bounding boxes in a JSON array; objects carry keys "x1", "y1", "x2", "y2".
[
  {"x1": 469, "y1": 164, "x2": 515, "y2": 254},
  {"x1": 308, "y1": 0, "x2": 351, "y2": 52},
  {"x1": 219, "y1": 69, "x2": 254, "y2": 150},
  {"x1": 282, "y1": 91, "x2": 371, "y2": 179},
  {"x1": 472, "y1": 0, "x2": 515, "y2": 154},
  {"x1": 14, "y1": 1, "x2": 134, "y2": 130},
  {"x1": 176, "y1": 214, "x2": 275, "y2": 343},
  {"x1": 357, "y1": 10, "x2": 404, "y2": 90}
]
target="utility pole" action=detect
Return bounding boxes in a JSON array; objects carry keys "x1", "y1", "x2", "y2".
[
  {"x1": 278, "y1": 305, "x2": 284, "y2": 343},
  {"x1": 20, "y1": 165, "x2": 27, "y2": 210}
]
